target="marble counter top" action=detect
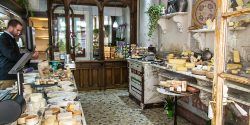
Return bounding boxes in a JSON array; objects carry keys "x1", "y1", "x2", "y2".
[
  {"x1": 126, "y1": 58, "x2": 152, "y2": 64},
  {"x1": 150, "y1": 64, "x2": 212, "y2": 83}
]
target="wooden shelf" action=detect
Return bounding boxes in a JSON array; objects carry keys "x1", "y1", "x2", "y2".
[
  {"x1": 228, "y1": 89, "x2": 250, "y2": 106},
  {"x1": 190, "y1": 27, "x2": 246, "y2": 33},
  {"x1": 228, "y1": 27, "x2": 246, "y2": 31},
  {"x1": 29, "y1": 17, "x2": 48, "y2": 21},
  {"x1": 161, "y1": 12, "x2": 188, "y2": 19},
  {"x1": 151, "y1": 64, "x2": 212, "y2": 82},
  {"x1": 226, "y1": 80, "x2": 250, "y2": 93},
  {"x1": 36, "y1": 36, "x2": 49, "y2": 40},
  {"x1": 187, "y1": 82, "x2": 212, "y2": 93},
  {"x1": 190, "y1": 29, "x2": 215, "y2": 33},
  {"x1": 35, "y1": 27, "x2": 48, "y2": 30},
  {"x1": 222, "y1": 8, "x2": 250, "y2": 18},
  {"x1": 220, "y1": 73, "x2": 250, "y2": 85}
]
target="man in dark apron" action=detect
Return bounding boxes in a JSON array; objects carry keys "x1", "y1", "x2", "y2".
[{"x1": 0, "y1": 19, "x2": 38, "y2": 88}]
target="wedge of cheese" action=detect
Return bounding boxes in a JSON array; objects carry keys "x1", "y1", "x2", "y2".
[
  {"x1": 231, "y1": 70, "x2": 240, "y2": 75},
  {"x1": 176, "y1": 66, "x2": 188, "y2": 71},
  {"x1": 233, "y1": 50, "x2": 240, "y2": 63},
  {"x1": 185, "y1": 63, "x2": 195, "y2": 69},
  {"x1": 226, "y1": 64, "x2": 242, "y2": 70},
  {"x1": 169, "y1": 59, "x2": 186, "y2": 65}
]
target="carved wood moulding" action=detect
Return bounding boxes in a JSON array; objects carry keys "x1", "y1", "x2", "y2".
[{"x1": 53, "y1": 0, "x2": 130, "y2": 7}]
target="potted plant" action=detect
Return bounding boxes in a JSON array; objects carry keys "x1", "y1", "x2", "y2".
[
  {"x1": 164, "y1": 96, "x2": 174, "y2": 118},
  {"x1": 146, "y1": 4, "x2": 164, "y2": 37}
]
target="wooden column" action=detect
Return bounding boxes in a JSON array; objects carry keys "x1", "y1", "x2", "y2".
[
  {"x1": 47, "y1": 0, "x2": 53, "y2": 60},
  {"x1": 212, "y1": 0, "x2": 228, "y2": 125},
  {"x1": 111, "y1": 16, "x2": 116, "y2": 46},
  {"x1": 95, "y1": 0, "x2": 106, "y2": 60},
  {"x1": 70, "y1": 8, "x2": 76, "y2": 60},
  {"x1": 62, "y1": 0, "x2": 72, "y2": 54},
  {"x1": 129, "y1": 0, "x2": 137, "y2": 44}
]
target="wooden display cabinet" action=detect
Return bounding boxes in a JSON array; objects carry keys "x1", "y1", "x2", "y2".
[{"x1": 29, "y1": 17, "x2": 49, "y2": 60}]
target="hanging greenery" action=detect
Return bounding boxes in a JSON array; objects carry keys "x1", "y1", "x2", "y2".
[
  {"x1": 16, "y1": 0, "x2": 33, "y2": 17},
  {"x1": 146, "y1": 4, "x2": 164, "y2": 37}
]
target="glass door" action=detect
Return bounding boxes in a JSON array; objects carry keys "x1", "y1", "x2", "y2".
[{"x1": 53, "y1": 15, "x2": 87, "y2": 59}]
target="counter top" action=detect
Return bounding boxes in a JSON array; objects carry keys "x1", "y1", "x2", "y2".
[
  {"x1": 75, "y1": 59, "x2": 127, "y2": 63},
  {"x1": 150, "y1": 64, "x2": 212, "y2": 83},
  {"x1": 19, "y1": 71, "x2": 87, "y2": 125},
  {"x1": 126, "y1": 58, "x2": 151, "y2": 64}
]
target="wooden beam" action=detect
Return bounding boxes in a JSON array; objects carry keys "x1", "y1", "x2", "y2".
[
  {"x1": 47, "y1": 0, "x2": 53, "y2": 60},
  {"x1": 53, "y1": 0, "x2": 127, "y2": 7},
  {"x1": 213, "y1": 0, "x2": 228, "y2": 125},
  {"x1": 94, "y1": 0, "x2": 105, "y2": 60},
  {"x1": 0, "y1": 0, "x2": 26, "y2": 17},
  {"x1": 62, "y1": 0, "x2": 72, "y2": 54},
  {"x1": 222, "y1": 8, "x2": 250, "y2": 18},
  {"x1": 129, "y1": 0, "x2": 137, "y2": 44}
]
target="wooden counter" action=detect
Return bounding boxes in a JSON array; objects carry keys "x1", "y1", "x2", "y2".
[{"x1": 73, "y1": 60, "x2": 128, "y2": 91}]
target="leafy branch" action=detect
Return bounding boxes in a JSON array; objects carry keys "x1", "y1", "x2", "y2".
[
  {"x1": 146, "y1": 4, "x2": 164, "y2": 37},
  {"x1": 16, "y1": 0, "x2": 33, "y2": 17}
]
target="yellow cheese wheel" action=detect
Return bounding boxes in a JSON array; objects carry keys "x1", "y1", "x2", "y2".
[
  {"x1": 185, "y1": 63, "x2": 195, "y2": 69},
  {"x1": 226, "y1": 64, "x2": 242, "y2": 70},
  {"x1": 17, "y1": 114, "x2": 28, "y2": 124},
  {"x1": 176, "y1": 66, "x2": 188, "y2": 71},
  {"x1": 168, "y1": 59, "x2": 186, "y2": 65}
]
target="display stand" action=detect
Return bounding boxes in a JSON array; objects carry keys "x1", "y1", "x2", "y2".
[
  {"x1": 8, "y1": 52, "x2": 33, "y2": 95},
  {"x1": 157, "y1": 87, "x2": 193, "y2": 125}
]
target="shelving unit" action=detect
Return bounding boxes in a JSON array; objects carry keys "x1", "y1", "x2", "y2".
[
  {"x1": 29, "y1": 17, "x2": 49, "y2": 60},
  {"x1": 36, "y1": 36, "x2": 49, "y2": 40}
]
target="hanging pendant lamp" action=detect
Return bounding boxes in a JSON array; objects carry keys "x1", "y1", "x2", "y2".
[{"x1": 113, "y1": 21, "x2": 118, "y2": 28}]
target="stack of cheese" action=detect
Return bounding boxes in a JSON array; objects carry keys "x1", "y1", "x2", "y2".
[
  {"x1": 159, "y1": 80, "x2": 187, "y2": 92},
  {"x1": 227, "y1": 50, "x2": 242, "y2": 75},
  {"x1": 168, "y1": 59, "x2": 195, "y2": 71},
  {"x1": 17, "y1": 114, "x2": 39, "y2": 125},
  {"x1": 26, "y1": 93, "x2": 47, "y2": 114},
  {"x1": 42, "y1": 103, "x2": 82, "y2": 125}
]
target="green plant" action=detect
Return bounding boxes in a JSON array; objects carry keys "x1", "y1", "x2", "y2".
[
  {"x1": 16, "y1": 0, "x2": 33, "y2": 17},
  {"x1": 146, "y1": 4, "x2": 164, "y2": 37},
  {"x1": 164, "y1": 96, "x2": 174, "y2": 118}
]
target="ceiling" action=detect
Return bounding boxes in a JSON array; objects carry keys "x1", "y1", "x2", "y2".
[{"x1": 52, "y1": 0, "x2": 130, "y2": 7}]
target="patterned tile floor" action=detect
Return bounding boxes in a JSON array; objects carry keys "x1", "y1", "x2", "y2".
[{"x1": 79, "y1": 89, "x2": 192, "y2": 125}]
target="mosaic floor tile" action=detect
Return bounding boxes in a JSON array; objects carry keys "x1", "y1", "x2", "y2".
[{"x1": 79, "y1": 89, "x2": 193, "y2": 125}]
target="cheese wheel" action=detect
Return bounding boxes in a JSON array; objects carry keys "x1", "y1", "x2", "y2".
[
  {"x1": 24, "y1": 88, "x2": 33, "y2": 94},
  {"x1": 30, "y1": 93, "x2": 43, "y2": 102},
  {"x1": 23, "y1": 84, "x2": 32, "y2": 89},
  {"x1": 226, "y1": 64, "x2": 242, "y2": 70},
  {"x1": 25, "y1": 115, "x2": 39, "y2": 125},
  {"x1": 17, "y1": 114, "x2": 28, "y2": 124},
  {"x1": 72, "y1": 110, "x2": 81, "y2": 115},
  {"x1": 51, "y1": 107, "x2": 60, "y2": 115},
  {"x1": 176, "y1": 66, "x2": 187, "y2": 71},
  {"x1": 168, "y1": 59, "x2": 186, "y2": 65},
  {"x1": 57, "y1": 112, "x2": 72, "y2": 121},
  {"x1": 185, "y1": 63, "x2": 195, "y2": 69}
]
